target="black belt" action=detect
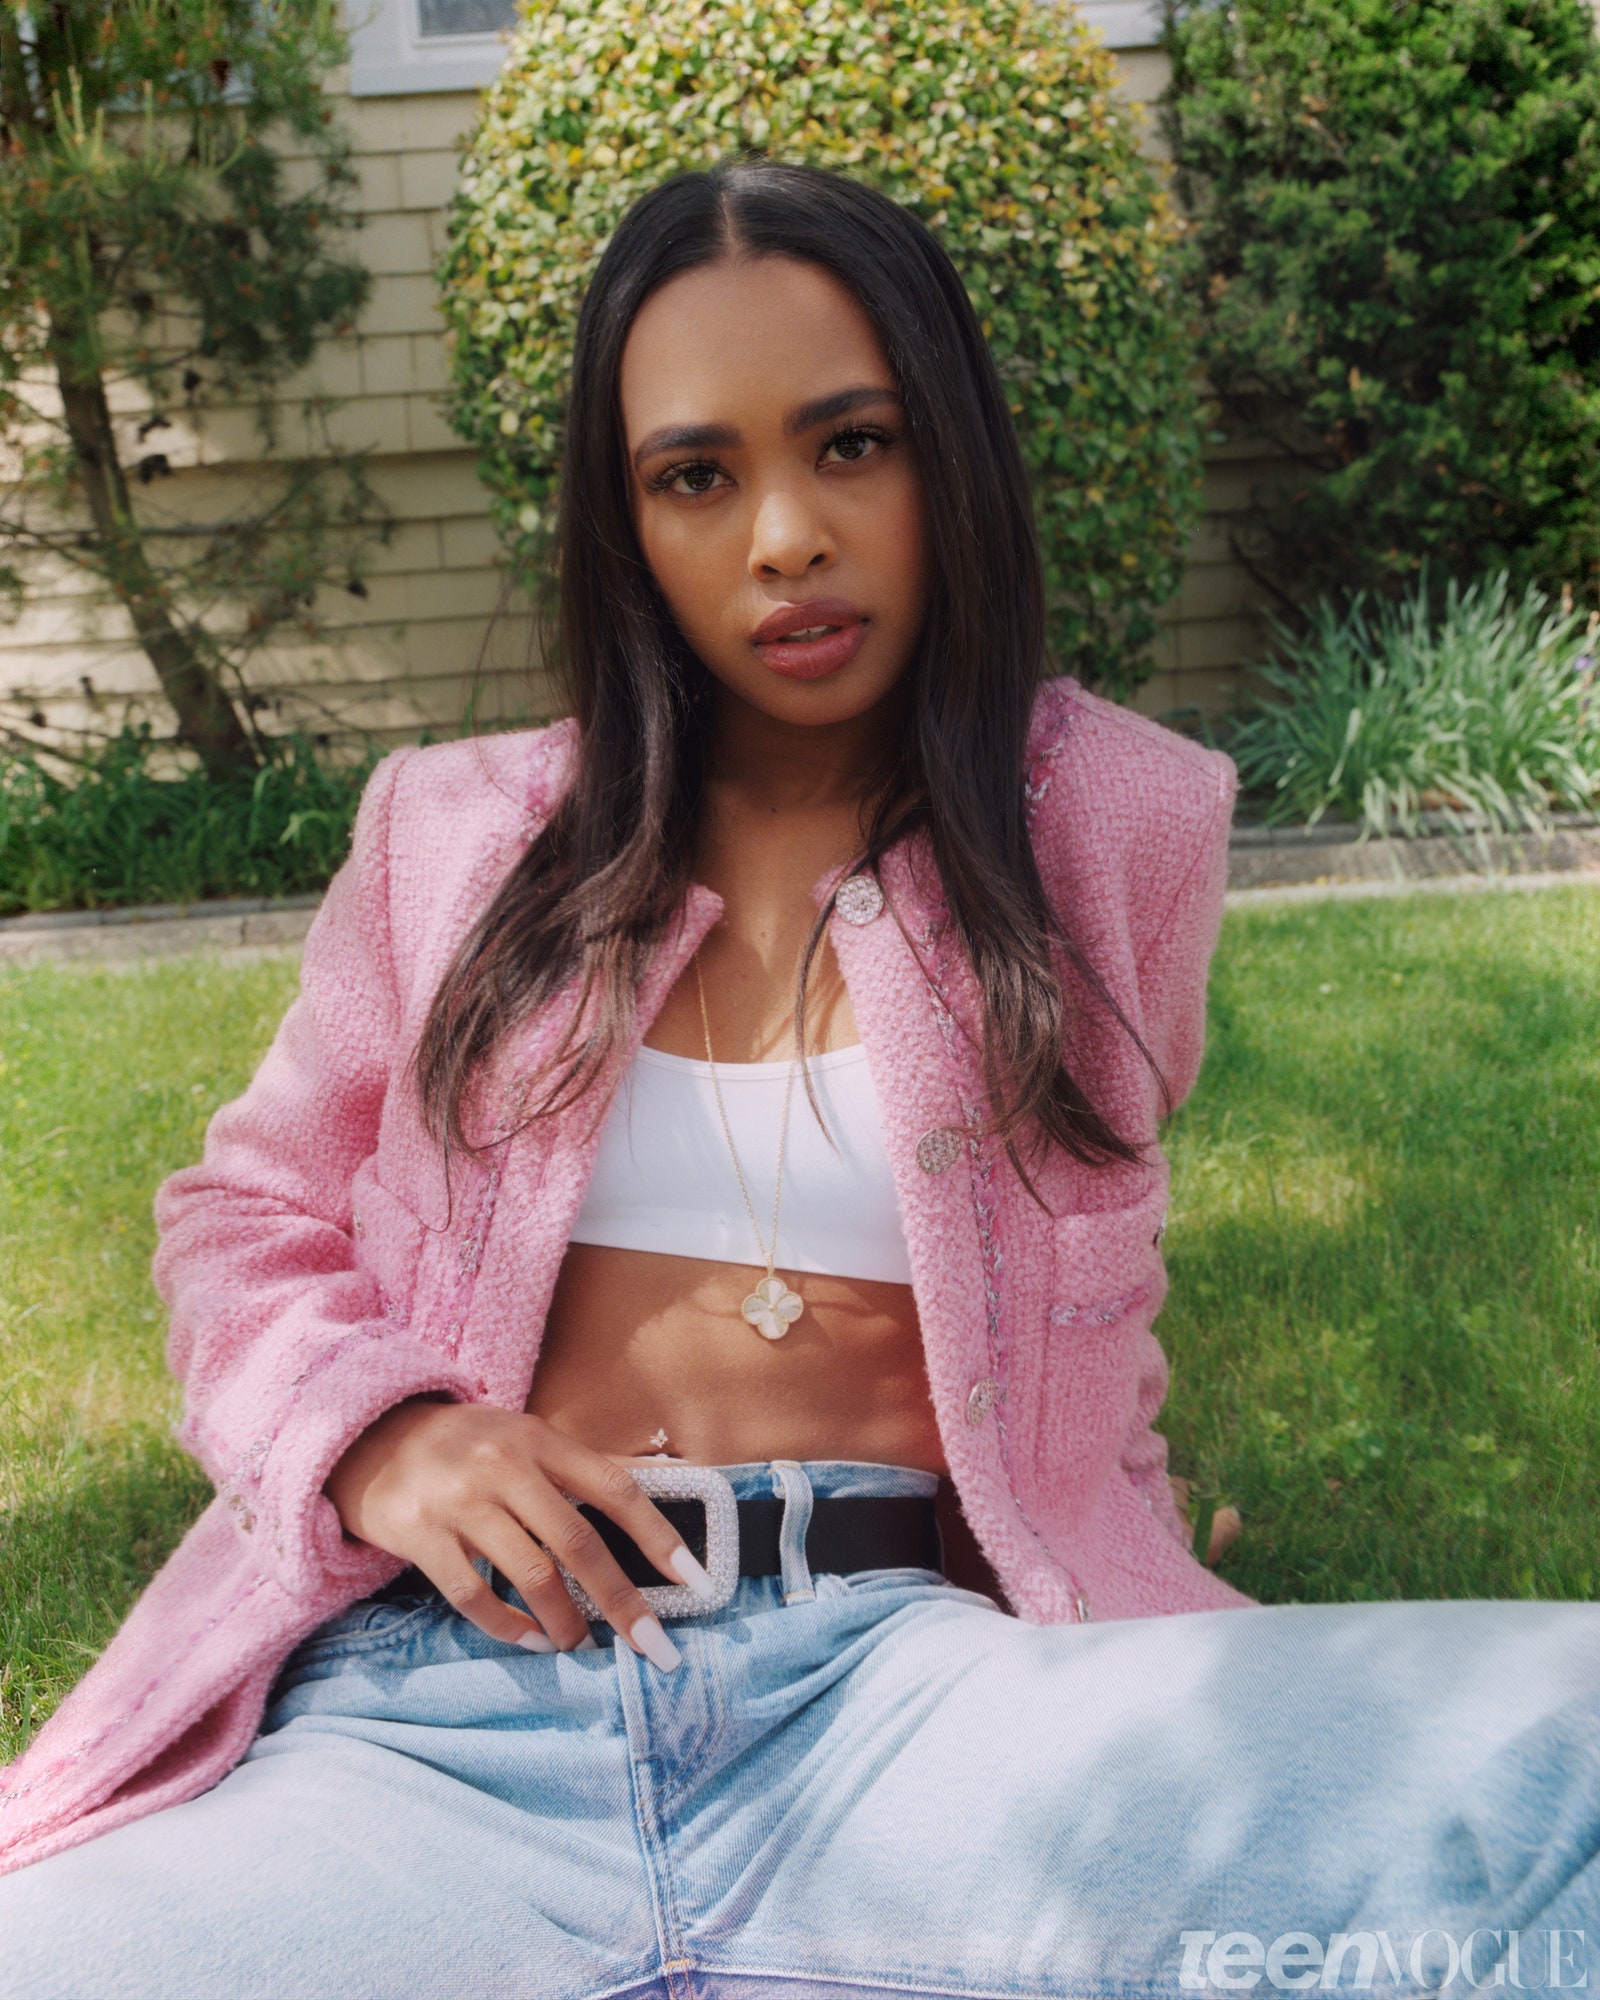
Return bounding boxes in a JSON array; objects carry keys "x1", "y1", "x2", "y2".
[{"x1": 577, "y1": 1494, "x2": 943, "y2": 1586}]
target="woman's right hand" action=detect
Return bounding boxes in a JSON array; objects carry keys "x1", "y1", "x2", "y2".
[{"x1": 323, "y1": 1398, "x2": 712, "y2": 1669}]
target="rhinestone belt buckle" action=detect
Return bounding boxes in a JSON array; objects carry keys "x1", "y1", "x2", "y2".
[{"x1": 559, "y1": 1462, "x2": 741, "y2": 1623}]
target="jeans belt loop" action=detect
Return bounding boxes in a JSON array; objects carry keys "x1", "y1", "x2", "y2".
[{"x1": 770, "y1": 1460, "x2": 817, "y2": 1604}]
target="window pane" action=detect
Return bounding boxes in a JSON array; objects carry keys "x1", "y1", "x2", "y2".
[{"x1": 417, "y1": 0, "x2": 517, "y2": 35}]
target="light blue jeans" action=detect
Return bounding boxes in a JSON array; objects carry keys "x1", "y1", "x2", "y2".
[{"x1": 3, "y1": 1459, "x2": 1598, "y2": 2000}]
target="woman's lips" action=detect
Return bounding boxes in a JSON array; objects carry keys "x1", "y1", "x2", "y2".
[{"x1": 750, "y1": 600, "x2": 869, "y2": 680}]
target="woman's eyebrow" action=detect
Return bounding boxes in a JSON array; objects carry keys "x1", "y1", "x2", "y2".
[
  {"x1": 631, "y1": 421, "x2": 741, "y2": 468},
  {"x1": 628, "y1": 386, "x2": 901, "y2": 468},
  {"x1": 785, "y1": 385, "x2": 902, "y2": 436}
]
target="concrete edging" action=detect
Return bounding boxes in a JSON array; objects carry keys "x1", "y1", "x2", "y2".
[
  {"x1": 0, "y1": 898, "x2": 320, "y2": 968},
  {"x1": 1226, "y1": 868, "x2": 1600, "y2": 909}
]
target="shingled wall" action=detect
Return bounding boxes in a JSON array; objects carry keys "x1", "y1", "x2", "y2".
[{"x1": 0, "y1": 11, "x2": 1271, "y2": 750}]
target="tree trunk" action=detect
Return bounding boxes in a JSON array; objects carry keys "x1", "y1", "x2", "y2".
[{"x1": 49, "y1": 331, "x2": 258, "y2": 778}]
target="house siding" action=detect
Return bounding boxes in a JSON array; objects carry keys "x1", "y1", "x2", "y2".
[{"x1": 0, "y1": 36, "x2": 1270, "y2": 749}]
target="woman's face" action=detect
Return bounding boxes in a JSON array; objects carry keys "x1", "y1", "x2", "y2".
[{"x1": 619, "y1": 254, "x2": 928, "y2": 729}]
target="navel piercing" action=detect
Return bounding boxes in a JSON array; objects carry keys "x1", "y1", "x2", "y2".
[{"x1": 649, "y1": 1427, "x2": 670, "y2": 1452}]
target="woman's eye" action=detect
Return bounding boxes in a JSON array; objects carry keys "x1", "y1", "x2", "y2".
[
  {"x1": 653, "y1": 460, "x2": 726, "y2": 496},
  {"x1": 820, "y1": 427, "x2": 888, "y2": 467}
]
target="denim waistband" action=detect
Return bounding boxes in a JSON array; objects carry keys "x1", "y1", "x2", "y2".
[{"x1": 700, "y1": 1459, "x2": 940, "y2": 1502}]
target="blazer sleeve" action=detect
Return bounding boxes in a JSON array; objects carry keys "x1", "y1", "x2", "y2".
[
  {"x1": 1133, "y1": 748, "x2": 1236, "y2": 1116},
  {"x1": 152, "y1": 748, "x2": 483, "y2": 1601},
  {"x1": 1119, "y1": 746, "x2": 1236, "y2": 1549}
]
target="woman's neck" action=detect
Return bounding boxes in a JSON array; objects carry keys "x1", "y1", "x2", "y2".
[{"x1": 704, "y1": 682, "x2": 898, "y2": 816}]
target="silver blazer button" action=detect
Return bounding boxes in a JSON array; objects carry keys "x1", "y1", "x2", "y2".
[
  {"x1": 835, "y1": 873, "x2": 884, "y2": 925},
  {"x1": 915, "y1": 1125, "x2": 963, "y2": 1174},
  {"x1": 965, "y1": 1378, "x2": 1000, "y2": 1425}
]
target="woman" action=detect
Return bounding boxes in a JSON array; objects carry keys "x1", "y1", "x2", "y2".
[{"x1": 1, "y1": 161, "x2": 1596, "y2": 1996}]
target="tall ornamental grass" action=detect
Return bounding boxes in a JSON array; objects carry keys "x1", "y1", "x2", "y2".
[{"x1": 1228, "y1": 573, "x2": 1600, "y2": 836}]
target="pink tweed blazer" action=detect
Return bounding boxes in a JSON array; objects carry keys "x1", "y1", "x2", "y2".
[{"x1": 0, "y1": 677, "x2": 1252, "y2": 1877}]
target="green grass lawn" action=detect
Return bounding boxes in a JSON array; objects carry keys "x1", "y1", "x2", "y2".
[
  {"x1": 1162, "y1": 887, "x2": 1600, "y2": 1607},
  {"x1": 2, "y1": 886, "x2": 1598, "y2": 1763}
]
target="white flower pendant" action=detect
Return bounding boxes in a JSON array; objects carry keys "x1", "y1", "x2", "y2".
[{"x1": 742, "y1": 1274, "x2": 804, "y2": 1341}]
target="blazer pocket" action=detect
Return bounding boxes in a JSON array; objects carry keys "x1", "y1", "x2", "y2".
[
  {"x1": 1024, "y1": 1195, "x2": 1169, "y2": 1520},
  {"x1": 1045, "y1": 1188, "x2": 1168, "y2": 1338}
]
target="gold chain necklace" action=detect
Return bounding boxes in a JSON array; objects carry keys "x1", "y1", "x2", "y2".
[{"x1": 694, "y1": 952, "x2": 805, "y2": 1341}]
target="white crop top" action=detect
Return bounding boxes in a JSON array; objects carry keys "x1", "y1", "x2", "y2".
[{"x1": 568, "y1": 1042, "x2": 914, "y2": 1285}]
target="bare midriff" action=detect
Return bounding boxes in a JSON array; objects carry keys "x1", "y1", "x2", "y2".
[
  {"x1": 519, "y1": 911, "x2": 1002, "y2": 1596},
  {"x1": 525, "y1": 1246, "x2": 946, "y2": 1474},
  {"x1": 523, "y1": 921, "x2": 946, "y2": 1473}
]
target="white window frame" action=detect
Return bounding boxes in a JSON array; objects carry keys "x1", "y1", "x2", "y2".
[
  {"x1": 1078, "y1": 2, "x2": 1163, "y2": 48},
  {"x1": 345, "y1": 0, "x2": 1161, "y2": 100},
  {"x1": 345, "y1": 0, "x2": 519, "y2": 97}
]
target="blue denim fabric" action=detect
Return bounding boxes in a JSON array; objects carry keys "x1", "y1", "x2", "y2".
[{"x1": 3, "y1": 1459, "x2": 1597, "y2": 2000}]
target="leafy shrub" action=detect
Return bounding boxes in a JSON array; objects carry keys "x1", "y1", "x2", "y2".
[
  {"x1": 0, "y1": 730, "x2": 376, "y2": 916},
  {"x1": 439, "y1": 0, "x2": 1205, "y2": 695},
  {"x1": 1163, "y1": 0, "x2": 1600, "y2": 609},
  {"x1": 1228, "y1": 572, "x2": 1600, "y2": 835}
]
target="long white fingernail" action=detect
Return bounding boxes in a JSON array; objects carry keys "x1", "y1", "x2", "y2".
[
  {"x1": 668, "y1": 1545, "x2": 717, "y2": 1601},
  {"x1": 574, "y1": 1633, "x2": 600, "y2": 1651},
  {"x1": 629, "y1": 1614, "x2": 682, "y2": 1673},
  {"x1": 516, "y1": 1627, "x2": 557, "y2": 1653}
]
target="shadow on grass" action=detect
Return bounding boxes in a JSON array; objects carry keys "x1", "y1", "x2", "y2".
[{"x1": 0, "y1": 1427, "x2": 211, "y2": 1762}]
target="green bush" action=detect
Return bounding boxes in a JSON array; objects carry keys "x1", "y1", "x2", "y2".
[
  {"x1": 439, "y1": 0, "x2": 1205, "y2": 696},
  {"x1": 1163, "y1": 0, "x2": 1600, "y2": 609},
  {"x1": 1228, "y1": 572, "x2": 1600, "y2": 835},
  {"x1": 0, "y1": 730, "x2": 376, "y2": 916}
]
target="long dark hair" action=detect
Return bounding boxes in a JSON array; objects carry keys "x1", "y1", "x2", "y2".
[{"x1": 418, "y1": 159, "x2": 1150, "y2": 1177}]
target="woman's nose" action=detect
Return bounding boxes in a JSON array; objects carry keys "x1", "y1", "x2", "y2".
[{"x1": 748, "y1": 486, "x2": 833, "y2": 579}]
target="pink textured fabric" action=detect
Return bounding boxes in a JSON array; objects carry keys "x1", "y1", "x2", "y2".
[{"x1": 0, "y1": 677, "x2": 1253, "y2": 1877}]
